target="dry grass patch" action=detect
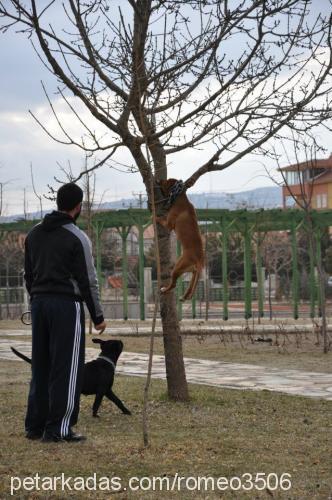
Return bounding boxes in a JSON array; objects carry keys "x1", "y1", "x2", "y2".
[
  {"x1": 1, "y1": 322, "x2": 332, "y2": 373},
  {"x1": 1, "y1": 317, "x2": 332, "y2": 373},
  {"x1": 0, "y1": 361, "x2": 331, "y2": 499}
]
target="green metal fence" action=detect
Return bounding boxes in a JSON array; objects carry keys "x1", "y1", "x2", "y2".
[{"x1": 1, "y1": 208, "x2": 331, "y2": 320}]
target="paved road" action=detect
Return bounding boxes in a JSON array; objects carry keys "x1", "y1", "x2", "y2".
[{"x1": 2, "y1": 336, "x2": 332, "y2": 401}]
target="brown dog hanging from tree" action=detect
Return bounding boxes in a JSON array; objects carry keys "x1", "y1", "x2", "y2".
[{"x1": 156, "y1": 178, "x2": 204, "y2": 301}]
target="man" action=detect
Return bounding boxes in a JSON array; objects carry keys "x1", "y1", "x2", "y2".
[{"x1": 24, "y1": 183, "x2": 106, "y2": 442}]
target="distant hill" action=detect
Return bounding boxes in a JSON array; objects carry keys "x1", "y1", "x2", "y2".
[
  {"x1": 187, "y1": 186, "x2": 282, "y2": 209},
  {"x1": 0, "y1": 185, "x2": 282, "y2": 223},
  {"x1": 97, "y1": 185, "x2": 282, "y2": 210}
]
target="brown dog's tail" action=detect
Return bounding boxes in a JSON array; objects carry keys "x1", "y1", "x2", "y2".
[{"x1": 11, "y1": 347, "x2": 31, "y2": 364}]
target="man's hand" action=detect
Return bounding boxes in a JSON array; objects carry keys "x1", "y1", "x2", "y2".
[{"x1": 95, "y1": 321, "x2": 106, "y2": 334}]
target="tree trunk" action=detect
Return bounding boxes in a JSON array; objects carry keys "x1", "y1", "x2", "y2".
[
  {"x1": 158, "y1": 223, "x2": 189, "y2": 401},
  {"x1": 125, "y1": 130, "x2": 189, "y2": 400}
]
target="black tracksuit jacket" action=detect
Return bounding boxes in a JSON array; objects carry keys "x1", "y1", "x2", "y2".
[{"x1": 24, "y1": 211, "x2": 104, "y2": 325}]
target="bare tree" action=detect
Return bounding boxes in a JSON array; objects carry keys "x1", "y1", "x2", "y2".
[
  {"x1": 23, "y1": 188, "x2": 28, "y2": 221},
  {"x1": 81, "y1": 156, "x2": 97, "y2": 239},
  {"x1": 276, "y1": 141, "x2": 331, "y2": 352},
  {"x1": 0, "y1": 166, "x2": 13, "y2": 217},
  {"x1": 30, "y1": 163, "x2": 44, "y2": 219},
  {"x1": 1, "y1": 0, "x2": 332, "y2": 399},
  {"x1": 0, "y1": 232, "x2": 25, "y2": 319},
  {"x1": 0, "y1": 183, "x2": 3, "y2": 217},
  {"x1": 261, "y1": 231, "x2": 292, "y2": 319}
]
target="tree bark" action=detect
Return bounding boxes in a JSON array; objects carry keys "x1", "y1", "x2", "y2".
[{"x1": 157, "y1": 222, "x2": 189, "y2": 401}]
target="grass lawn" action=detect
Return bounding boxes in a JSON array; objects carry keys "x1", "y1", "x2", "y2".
[{"x1": 0, "y1": 360, "x2": 331, "y2": 499}]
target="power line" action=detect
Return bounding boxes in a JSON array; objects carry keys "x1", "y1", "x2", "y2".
[{"x1": 132, "y1": 191, "x2": 147, "y2": 209}]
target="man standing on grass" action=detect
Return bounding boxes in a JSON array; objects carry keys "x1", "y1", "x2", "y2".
[{"x1": 24, "y1": 182, "x2": 106, "y2": 442}]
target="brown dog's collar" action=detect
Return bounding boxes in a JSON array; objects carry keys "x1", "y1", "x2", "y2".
[
  {"x1": 152, "y1": 179, "x2": 187, "y2": 209},
  {"x1": 166, "y1": 180, "x2": 186, "y2": 208}
]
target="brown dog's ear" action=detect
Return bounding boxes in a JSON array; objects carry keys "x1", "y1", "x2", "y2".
[
  {"x1": 92, "y1": 338, "x2": 102, "y2": 344},
  {"x1": 165, "y1": 178, "x2": 177, "y2": 190},
  {"x1": 158, "y1": 179, "x2": 168, "y2": 195}
]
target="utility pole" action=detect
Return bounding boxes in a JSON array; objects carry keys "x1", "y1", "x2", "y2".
[
  {"x1": 132, "y1": 191, "x2": 146, "y2": 209},
  {"x1": 23, "y1": 188, "x2": 28, "y2": 220},
  {"x1": 205, "y1": 202, "x2": 209, "y2": 321},
  {"x1": 0, "y1": 183, "x2": 3, "y2": 216}
]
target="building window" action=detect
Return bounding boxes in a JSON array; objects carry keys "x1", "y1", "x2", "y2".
[
  {"x1": 285, "y1": 171, "x2": 302, "y2": 185},
  {"x1": 316, "y1": 193, "x2": 327, "y2": 209},
  {"x1": 285, "y1": 196, "x2": 295, "y2": 207}
]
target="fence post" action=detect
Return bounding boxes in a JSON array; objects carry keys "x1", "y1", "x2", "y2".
[
  {"x1": 191, "y1": 293, "x2": 196, "y2": 319},
  {"x1": 94, "y1": 221, "x2": 103, "y2": 286},
  {"x1": 315, "y1": 228, "x2": 322, "y2": 317},
  {"x1": 138, "y1": 222, "x2": 145, "y2": 320},
  {"x1": 244, "y1": 220, "x2": 252, "y2": 319},
  {"x1": 308, "y1": 227, "x2": 316, "y2": 318},
  {"x1": 176, "y1": 240, "x2": 183, "y2": 320},
  {"x1": 222, "y1": 217, "x2": 229, "y2": 320},
  {"x1": 256, "y1": 233, "x2": 264, "y2": 318},
  {"x1": 291, "y1": 220, "x2": 299, "y2": 319},
  {"x1": 119, "y1": 225, "x2": 130, "y2": 320}
]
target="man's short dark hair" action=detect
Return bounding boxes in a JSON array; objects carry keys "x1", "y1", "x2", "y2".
[{"x1": 57, "y1": 183, "x2": 83, "y2": 211}]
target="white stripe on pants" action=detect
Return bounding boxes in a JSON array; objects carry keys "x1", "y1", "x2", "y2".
[{"x1": 60, "y1": 302, "x2": 81, "y2": 437}]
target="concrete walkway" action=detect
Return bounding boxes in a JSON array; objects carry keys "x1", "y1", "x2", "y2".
[
  {"x1": 2, "y1": 337, "x2": 332, "y2": 401},
  {"x1": 1, "y1": 317, "x2": 331, "y2": 336}
]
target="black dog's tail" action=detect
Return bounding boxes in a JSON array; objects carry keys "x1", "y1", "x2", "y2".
[{"x1": 11, "y1": 347, "x2": 31, "y2": 364}]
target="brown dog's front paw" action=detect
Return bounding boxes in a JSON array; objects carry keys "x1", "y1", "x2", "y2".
[
  {"x1": 156, "y1": 216, "x2": 168, "y2": 228},
  {"x1": 160, "y1": 287, "x2": 167, "y2": 293},
  {"x1": 93, "y1": 413, "x2": 100, "y2": 418}
]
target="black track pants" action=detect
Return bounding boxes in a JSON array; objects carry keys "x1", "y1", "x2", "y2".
[{"x1": 25, "y1": 295, "x2": 85, "y2": 437}]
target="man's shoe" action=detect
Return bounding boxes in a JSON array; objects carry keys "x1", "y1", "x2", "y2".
[
  {"x1": 41, "y1": 433, "x2": 63, "y2": 443},
  {"x1": 42, "y1": 431, "x2": 86, "y2": 443},
  {"x1": 63, "y1": 432, "x2": 86, "y2": 442},
  {"x1": 25, "y1": 430, "x2": 43, "y2": 440}
]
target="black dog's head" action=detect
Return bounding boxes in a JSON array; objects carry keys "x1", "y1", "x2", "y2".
[{"x1": 92, "y1": 338, "x2": 124, "y2": 363}]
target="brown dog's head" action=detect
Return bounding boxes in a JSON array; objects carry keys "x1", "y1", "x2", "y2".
[{"x1": 156, "y1": 178, "x2": 178, "y2": 196}]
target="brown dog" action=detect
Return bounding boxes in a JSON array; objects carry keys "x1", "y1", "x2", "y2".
[{"x1": 156, "y1": 178, "x2": 204, "y2": 301}]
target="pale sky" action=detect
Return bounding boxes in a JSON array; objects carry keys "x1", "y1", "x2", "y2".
[{"x1": 0, "y1": 1, "x2": 331, "y2": 216}]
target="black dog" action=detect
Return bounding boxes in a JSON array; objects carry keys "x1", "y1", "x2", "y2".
[
  {"x1": 11, "y1": 338, "x2": 131, "y2": 418},
  {"x1": 82, "y1": 338, "x2": 131, "y2": 417}
]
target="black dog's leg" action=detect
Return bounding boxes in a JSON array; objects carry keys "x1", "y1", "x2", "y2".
[
  {"x1": 92, "y1": 393, "x2": 104, "y2": 417},
  {"x1": 106, "y1": 390, "x2": 131, "y2": 415}
]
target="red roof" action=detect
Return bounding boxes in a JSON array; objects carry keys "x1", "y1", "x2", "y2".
[
  {"x1": 279, "y1": 154, "x2": 332, "y2": 172},
  {"x1": 108, "y1": 276, "x2": 122, "y2": 288},
  {"x1": 312, "y1": 170, "x2": 332, "y2": 185}
]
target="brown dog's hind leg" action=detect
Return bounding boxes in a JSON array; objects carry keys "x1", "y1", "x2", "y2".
[
  {"x1": 160, "y1": 256, "x2": 190, "y2": 294},
  {"x1": 156, "y1": 216, "x2": 168, "y2": 227},
  {"x1": 181, "y1": 267, "x2": 200, "y2": 301},
  {"x1": 156, "y1": 214, "x2": 176, "y2": 231}
]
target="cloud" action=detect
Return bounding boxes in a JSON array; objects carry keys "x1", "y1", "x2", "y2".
[{"x1": 1, "y1": 1, "x2": 331, "y2": 215}]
